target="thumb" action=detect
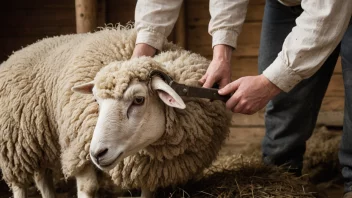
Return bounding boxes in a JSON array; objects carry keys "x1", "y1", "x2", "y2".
[
  {"x1": 219, "y1": 80, "x2": 239, "y2": 95},
  {"x1": 202, "y1": 76, "x2": 216, "y2": 88},
  {"x1": 198, "y1": 74, "x2": 207, "y2": 84}
]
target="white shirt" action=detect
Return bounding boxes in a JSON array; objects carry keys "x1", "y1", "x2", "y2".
[{"x1": 135, "y1": 0, "x2": 352, "y2": 92}]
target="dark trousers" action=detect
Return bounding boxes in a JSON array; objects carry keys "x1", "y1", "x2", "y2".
[{"x1": 258, "y1": 0, "x2": 352, "y2": 192}]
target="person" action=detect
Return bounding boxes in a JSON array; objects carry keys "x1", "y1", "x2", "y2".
[{"x1": 132, "y1": 0, "x2": 352, "y2": 196}]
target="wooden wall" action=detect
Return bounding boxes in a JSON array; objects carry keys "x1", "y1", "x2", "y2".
[
  {"x1": 0, "y1": 0, "x2": 344, "y2": 137},
  {"x1": 0, "y1": 0, "x2": 77, "y2": 61}
]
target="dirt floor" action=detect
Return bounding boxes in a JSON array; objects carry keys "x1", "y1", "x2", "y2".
[
  {"x1": 219, "y1": 126, "x2": 345, "y2": 198},
  {"x1": 0, "y1": 127, "x2": 345, "y2": 197}
]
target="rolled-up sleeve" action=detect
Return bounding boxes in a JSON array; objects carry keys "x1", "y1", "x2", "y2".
[
  {"x1": 135, "y1": 0, "x2": 183, "y2": 51},
  {"x1": 209, "y1": 0, "x2": 249, "y2": 49},
  {"x1": 263, "y1": 0, "x2": 352, "y2": 92}
]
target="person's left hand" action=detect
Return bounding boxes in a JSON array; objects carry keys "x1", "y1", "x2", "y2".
[
  {"x1": 199, "y1": 45, "x2": 233, "y2": 89},
  {"x1": 219, "y1": 74, "x2": 282, "y2": 114}
]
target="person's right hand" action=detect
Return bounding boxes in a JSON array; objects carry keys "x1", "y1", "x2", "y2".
[
  {"x1": 132, "y1": 43, "x2": 157, "y2": 58},
  {"x1": 199, "y1": 44, "x2": 233, "y2": 88}
]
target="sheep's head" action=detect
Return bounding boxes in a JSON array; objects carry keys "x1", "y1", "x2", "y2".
[{"x1": 72, "y1": 58, "x2": 186, "y2": 170}]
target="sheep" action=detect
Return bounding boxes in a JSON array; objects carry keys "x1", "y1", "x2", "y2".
[
  {"x1": 0, "y1": 26, "x2": 139, "y2": 198},
  {"x1": 72, "y1": 54, "x2": 232, "y2": 196},
  {"x1": 0, "y1": 25, "x2": 231, "y2": 198}
]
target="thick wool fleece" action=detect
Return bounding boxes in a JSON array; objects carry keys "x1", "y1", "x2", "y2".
[
  {"x1": 0, "y1": 26, "x2": 231, "y2": 191},
  {"x1": 0, "y1": 26, "x2": 139, "y2": 187},
  {"x1": 95, "y1": 56, "x2": 232, "y2": 191}
]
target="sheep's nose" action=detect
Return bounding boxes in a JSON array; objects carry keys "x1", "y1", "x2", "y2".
[{"x1": 91, "y1": 148, "x2": 108, "y2": 164}]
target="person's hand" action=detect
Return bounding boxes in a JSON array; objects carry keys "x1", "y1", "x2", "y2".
[
  {"x1": 199, "y1": 45, "x2": 233, "y2": 88},
  {"x1": 132, "y1": 43, "x2": 157, "y2": 58},
  {"x1": 219, "y1": 74, "x2": 281, "y2": 114}
]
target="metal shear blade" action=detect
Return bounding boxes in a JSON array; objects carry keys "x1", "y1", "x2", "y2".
[{"x1": 149, "y1": 70, "x2": 230, "y2": 102}]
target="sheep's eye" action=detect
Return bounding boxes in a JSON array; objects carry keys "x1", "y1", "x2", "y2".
[{"x1": 133, "y1": 96, "x2": 145, "y2": 105}]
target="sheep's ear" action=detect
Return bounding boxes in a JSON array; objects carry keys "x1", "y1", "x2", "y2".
[
  {"x1": 71, "y1": 81, "x2": 94, "y2": 94},
  {"x1": 151, "y1": 76, "x2": 186, "y2": 109}
]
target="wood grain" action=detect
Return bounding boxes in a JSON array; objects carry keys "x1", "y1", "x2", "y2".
[{"x1": 75, "y1": 0, "x2": 98, "y2": 33}]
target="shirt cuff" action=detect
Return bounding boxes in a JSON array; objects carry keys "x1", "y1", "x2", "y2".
[
  {"x1": 211, "y1": 29, "x2": 238, "y2": 49},
  {"x1": 263, "y1": 56, "x2": 303, "y2": 92},
  {"x1": 135, "y1": 29, "x2": 165, "y2": 51}
]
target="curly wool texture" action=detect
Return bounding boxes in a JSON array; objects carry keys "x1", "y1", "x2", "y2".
[
  {"x1": 0, "y1": 26, "x2": 140, "y2": 187},
  {"x1": 0, "y1": 26, "x2": 231, "y2": 191},
  {"x1": 96, "y1": 56, "x2": 232, "y2": 191}
]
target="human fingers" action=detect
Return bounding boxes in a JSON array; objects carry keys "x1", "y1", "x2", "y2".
[
  {"x1": 218, "y1": 80, "x2": 240, "y2": 95},
  {"x1": 202, "y1": 75, "x2": 217, "y2": 88},
  {"x1": 198, "y1": 73, "x2": 208, "y2": 85},
  {"x1": 233, "y1": 101, "x2": 245, "y2": 113},
  {"x1": 225, "y1": 94, "x2": 240, "y2": 111},
  {"x1": 218, "y1": 76, "x2": 231, "y2": 89}
]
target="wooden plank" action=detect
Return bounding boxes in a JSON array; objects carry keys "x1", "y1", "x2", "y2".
[
  {"x1": 174, "y1": 3, "x2": 187, "y2": 48},
  {"x1": 187, "y1": 23, "x2": 262, "y2": 57},
  {"x1": 75, "y1": 0, "x2": 98, "y2": 33},
  {"x1": 187, "y1": 2, "x2": 264, "y2": 26},
  {"x1": 245, "y1": 4, "x2": 265, "y2": 22},
  {"x1": 231, "y1": 57, "x2": 258, "y2": 80},
  {"x1": 0, "y1": 26, "x2": 76, "y2": 37},
  {"x1": 0, "y1": 37, "x2": 43, "y2": 51},
  {"x1": 188, "y1": 23, "x2": 261, "y2": 46},
  {"x1": 335, "y1": 57, "x2": 342, "y2": 73},
  {"x1": 97, "y1": 0, "x2": 106, "y2": 27},
  {"x1": 249, "y1": 0, "x2": 266, "y2": 5},
  {"x1": 185, "y1": 1, "x2": 209, "y2": 26},
  {"x1": 0, "y1": 0, "x2": 75, "y2": 9},
  {"x1": 106, "y1": 0, "x2": 136, "y2": 25},
  {"x1": 326, "y1": 74, "x2": 344, "y2": 97},
  {"x1": 0, "y1": 9, "x2": 75, "y2": 28},
  {"x1": 106, "y1": 0, "x2": 136, "y2": 7},
  {"x1": 320, "y1": 97, "x2": 344, "y2": 112}
]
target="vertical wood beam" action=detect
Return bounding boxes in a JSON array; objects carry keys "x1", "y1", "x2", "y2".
[
  {"x1": 97, "y1": 0, "x2": 106, "y2": 27},
  {"x1": 174, "y1": 2, "x2": 186, "y2": 48},
  {"x1": 75, "y1": 0, "x2": 97, "y2": 33}
]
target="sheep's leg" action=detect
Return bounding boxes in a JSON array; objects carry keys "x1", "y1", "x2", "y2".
[
  {"x1": 12, "y1": 184, "x2": 27, "y2": 198},
  {"x1": 34, "y1": 169, "x2": 56, "y2": 198},
  {"x1": 141, "y1": 187, "x2": 153, "y2": 198},
  {"x1": 76, "y1": 164, "x2": 98, "y2": 198}
]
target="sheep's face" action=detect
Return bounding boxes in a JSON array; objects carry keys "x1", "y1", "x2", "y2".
[{"x1": 72, "y1": 76, "x2": 186, "y2": 171}]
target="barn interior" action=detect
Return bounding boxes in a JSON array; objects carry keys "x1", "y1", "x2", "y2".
[{"x1": 0, "y1": 0, "x2": 345, "y2": 197}]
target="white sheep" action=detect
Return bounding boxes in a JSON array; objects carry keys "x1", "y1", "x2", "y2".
[
  {"x1": 0, "y1": 25, "x2": 231, "y2": 198},
  {"x1": 0, "y1": 26, "x2": 138, "y2": 198},
  {"x1": 72, "y1": 54, "x2": 232, "y2": 196}
]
